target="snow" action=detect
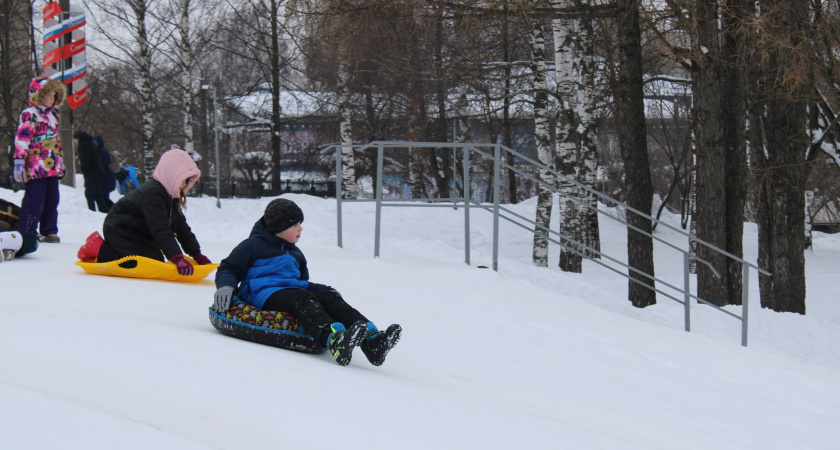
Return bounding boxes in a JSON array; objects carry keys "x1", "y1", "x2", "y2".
[{"x1": 2, "y1": 178, "x2": 839, "y2": 449}]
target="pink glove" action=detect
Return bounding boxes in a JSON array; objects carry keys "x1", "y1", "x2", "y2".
[
  {"x1": 193, "y1": 253, "x2": 212, "y2": 265},
  {"x1": 170, "y1": 253, "x2": 194, "y2": 276}
]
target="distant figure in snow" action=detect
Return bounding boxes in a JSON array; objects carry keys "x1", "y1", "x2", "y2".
[
  {"x1": 93, "y1": 135, "x2": 117, "y2": 211},
  {"x1": 213, "y1": 198, "x2": 402, "y2": 366},
  {"x1": 76, "y1": 149, "x2": 212, "y2": 277},
  {"x1": 117, "y1": 165, "x2": 141, "y2": 195},
  {"x1": 74, "y1": 130, "x2": 109, "y2": 213}
]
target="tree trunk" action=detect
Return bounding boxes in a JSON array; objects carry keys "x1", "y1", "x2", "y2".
[
  {"x1": 337, "y1": 58, "x2": 357, "y2": 199},
  {"x1": 134, "y1": 2, "x2": 155, "y2": 179},
  {"x1": 692, "y1": 0, "x2": 728, "y2": 307},
  {"x1": 753, "y1": 0, "x2": 810, "y2": 314},
  {"x1": 269, "y1": 0, "x2": 283, "y2": 194},
  {"x1": 553, "y1": 14, "x2": 583, "y2": 273},
  {"x1": 179, "y1": 0, "x2": 195, "y2": 156},
  {"x1": 501, "y1": 5, "x2": 517, "y2": 204},
  {"x1": 721, "y1": 0, "x2": 750, "y2": 305},
  {"x1": 531, "y1": 20, "x2": 553, "y2": 267},
  {"x1": 616, "y1": 0, "x2": 655, "y2": 307},
  {"x1": 576, "y1": 1, "x2": 600, "y2": 259}
]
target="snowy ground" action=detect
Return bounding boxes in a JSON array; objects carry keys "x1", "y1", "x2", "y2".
[{"x1": 1, "y1": 178, "x2": 838, "y2": 449}]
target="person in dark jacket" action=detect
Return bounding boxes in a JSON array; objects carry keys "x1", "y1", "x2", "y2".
[
  {"x1": 73, "y1": 130, "x2": 109, "y2": 212},
  {"x1": 76, "y1": 149, "x2": 212, "y2": 277},
  {"x1": 213, "y1": 198, "x2": 401, "y2": 366},
  {"x1": 93, "y1": 135, "x2": 116, "y2": 211}
]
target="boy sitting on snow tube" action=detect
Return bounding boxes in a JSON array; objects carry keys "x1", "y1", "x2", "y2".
[{"x1": 212, "y1": 198, "x2": 401, "y2": 366}]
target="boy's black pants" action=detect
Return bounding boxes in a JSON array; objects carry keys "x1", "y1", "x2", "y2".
[{"x1": 262, "y1": 288, "x2": 368, "y2": 346}]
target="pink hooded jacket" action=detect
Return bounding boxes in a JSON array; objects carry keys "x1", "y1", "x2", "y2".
[
  {"x1": 14, "y1": 76, "x2": 68, "y2": 183},
  {"x1": 152, "y1": 149, "x2": 201, "y2": 199}
]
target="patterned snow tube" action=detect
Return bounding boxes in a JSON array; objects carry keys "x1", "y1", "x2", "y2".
[{"x1": 209, "y1": 301, "x2": 325, "y2": 354}]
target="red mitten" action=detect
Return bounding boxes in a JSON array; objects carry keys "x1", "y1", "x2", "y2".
[
  {"x1": 193, "y1": 253, "x2": 212, "y2": 265},
  {"x1": 170, "y1": 253, "x2": 194, "y2": 276}
]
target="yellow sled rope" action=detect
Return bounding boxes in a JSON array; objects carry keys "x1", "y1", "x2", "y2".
[{"x1": 75, "y1": 255, "x2": 219, "y2": 282}]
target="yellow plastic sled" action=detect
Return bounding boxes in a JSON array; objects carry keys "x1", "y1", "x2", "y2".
[{"x1": 75, "y1": 255, "x2": 219, "y2": 282}]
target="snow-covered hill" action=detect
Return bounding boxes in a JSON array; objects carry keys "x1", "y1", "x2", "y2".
[{"x1": 1, "y1": 181, "x2": 838, "y2": 449}]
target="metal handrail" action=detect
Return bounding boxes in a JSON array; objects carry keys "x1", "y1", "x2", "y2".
[{"x1": 329, "y1": 141, "x2": 768, "y2": 346}]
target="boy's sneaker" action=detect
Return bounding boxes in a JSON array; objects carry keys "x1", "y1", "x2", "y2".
[
  {"x1": 361, "y1": 323, "x2": 402, "y2": 366},
  {"x1": 42, "y1": 234, "x2": 60, "y2": 243},
  {"x1": 327, "y1": 321, "x2": 366, "y2": 366},
  {"x1": 77, "y1": 231, "x2": 104, "y2": 262}
]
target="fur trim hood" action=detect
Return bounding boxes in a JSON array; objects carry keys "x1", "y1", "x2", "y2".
[
  {"x1": 152, "y1": 149, "x2": 201, "y2": 199},
  {"x1": 29, "y1": 76, "x2": 67, "y2": 108}
]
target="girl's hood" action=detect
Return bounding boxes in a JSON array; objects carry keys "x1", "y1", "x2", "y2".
[{"x1": 152, "y1": 149, "x2": 201, "y2": 198}]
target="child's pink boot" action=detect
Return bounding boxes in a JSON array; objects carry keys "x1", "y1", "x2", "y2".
[{"x1": 77, "y1": 231, "x2": 104, "y2": 262}]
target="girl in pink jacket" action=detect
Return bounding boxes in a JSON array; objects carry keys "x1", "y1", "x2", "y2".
[
  {"x1": 77, "y1": 149, "x2": 213, "y2": 276},
  {"x1": 13, "y1": 76, "x2": 67, "y2": 242}
]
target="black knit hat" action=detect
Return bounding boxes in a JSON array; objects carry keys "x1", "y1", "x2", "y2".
[
  {"x1": 263, "y1": 198, "x2": 304, "y2": 234},
  {"x1": 73, "y1": 129, "x2": 92, "y2": 141}
]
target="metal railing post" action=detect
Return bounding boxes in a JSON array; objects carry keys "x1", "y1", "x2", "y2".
[
  {"x1": 464, "y1": 145, "x2": 471, "y2": 266},
  {"x1": 684, "y1": 252, "x2": 691, "y2": 332},
  {"x1": 374, "y1": 143, "x2": 384, "y2": 258},
  {"x1": 742, "y1": 264, "x2": 750, "y2": 347},
  {"x1": 335, "y1": 145, "x2": 342, "y2": 248},
  {"x1": 492, "y1": 144, "x2": 501, "y2": 271}
]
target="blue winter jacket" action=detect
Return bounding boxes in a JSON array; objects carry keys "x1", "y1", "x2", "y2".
[{"x1": 215, "y1": 219, "x2": 330, "y2": 309}]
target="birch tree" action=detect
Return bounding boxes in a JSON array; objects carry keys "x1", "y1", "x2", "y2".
[
  {"x1": 553, "y1": 7, "x2": 584, "y2": 272},
  {"x1": 575, "y1": 1, "x2": 600, "y2": 259},
  {"x1": 531, "y1": 18, "x2": 554, "y2": 266},
  {"x1": 177, "y1": 0, "x2": 195, "y2": 155},
  {"x1": 336, "y1": 56, "x2": 357, "y2": 198},
  {"x1": 87, "y1": 0, "x2": 167, "y2": 178},
  {"x1": 158, "y1": 0, "x2": 221, "y2": 158}
]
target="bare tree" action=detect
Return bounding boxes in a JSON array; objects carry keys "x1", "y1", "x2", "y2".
[
  {"x1": 751, "y1": 0, "x2": 823, "y2": 314},
  {"x1": 87, "y1": 0, "x2": 170, "y2": 178},
  {"x1": 0, "y1": 0, "x2": 35, "y2": 176},
  {"x1": 616, "y1": 0, "x2": 655, "y2": 307},
  {"x1": 215, "y1": 0, "x2": 293, "y2": 194},
  {"x1": 531, "y1": 17, "x2": 554, "y2": 266}
]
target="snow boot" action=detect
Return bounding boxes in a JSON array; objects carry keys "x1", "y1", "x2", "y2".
[
  {"x1": 0, "y1": 231, "x2": 23, "y2": 262},
  {"x1": 327, "y1": 320, "x2": 366, "y2": 366},
  {"x1": 77, "y1": 231, "x2": 104, "y2": 262},
  {"x1": 361, "y1": 323, "x2": 402, "y2": 366},
  {"x1": 0, "y1": 249, "x2": 14, "y2": 262}
]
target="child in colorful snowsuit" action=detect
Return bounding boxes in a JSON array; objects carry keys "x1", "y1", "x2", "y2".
[
  {"x1": 76, "y1": 149, "x2": 212, "y2": 276},
  {"x1": 213, "y1": 198, "x2": 401, "y2": 366},
  {"x1": 13, "y1": 76, "x2": 67, "y2": 242}
]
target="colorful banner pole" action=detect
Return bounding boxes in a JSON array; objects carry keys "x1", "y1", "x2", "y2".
[{"x1": 42, "y1": 1, "x2": 87, "y2": 109}]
